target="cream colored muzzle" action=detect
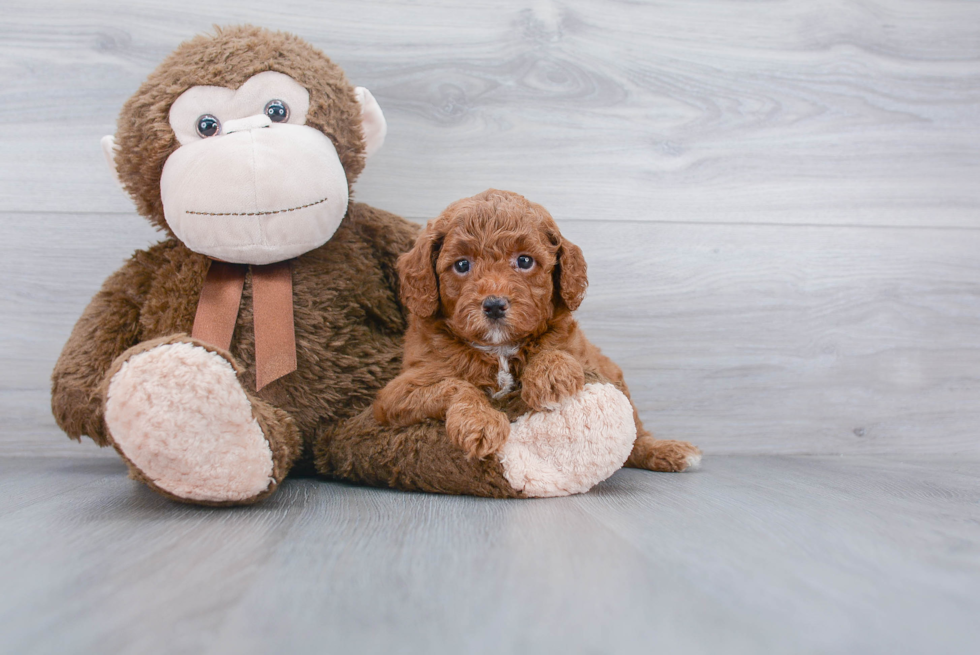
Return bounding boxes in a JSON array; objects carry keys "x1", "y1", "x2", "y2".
[{"x1": 159, "y1": 117, "x2": 350, "y2": 265}]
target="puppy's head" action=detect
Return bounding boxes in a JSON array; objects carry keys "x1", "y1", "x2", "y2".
[{"x1": 398, "y1": 189, "x2": 587, "y2": 346}]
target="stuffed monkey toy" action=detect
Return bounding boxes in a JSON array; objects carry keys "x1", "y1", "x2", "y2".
[{"x1": 52, "y1": 26, "x2": 654, "y2": 505}]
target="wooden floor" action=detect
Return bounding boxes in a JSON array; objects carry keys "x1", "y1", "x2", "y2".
[
  {"x1": 1, "y1": 1, "x2": 979, "y2": 653},
  {"x1": 0, "y1": 454, "x2": 977, "y2": 654}
]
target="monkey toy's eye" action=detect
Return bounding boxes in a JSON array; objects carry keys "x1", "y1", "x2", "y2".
[
  {"x1": 516, "y1": 255, "x2": 534, "y2": 270},
  {"x1": 454, "y1": 259, "x2": 470, "y2": 274},
  {"x1": 195, "y1": 114, "x2": 220, "y2": 138},
  {"x1": 264, "y1": 99, "x2": 290, "y2": 123}
]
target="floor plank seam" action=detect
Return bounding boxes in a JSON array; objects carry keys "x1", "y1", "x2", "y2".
[{"x1": 4, "y1": 210, "x2": 980, "y2": 233}]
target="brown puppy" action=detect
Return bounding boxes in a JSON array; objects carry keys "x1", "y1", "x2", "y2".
[{"x1": 374, "y1": 189, "x2": 701, "y2": 471}]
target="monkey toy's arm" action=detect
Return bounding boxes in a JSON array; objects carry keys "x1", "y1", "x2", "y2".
[
  {"x1": 51, "y1": 253, "x2": 155, "y2": 446},
  {"x1": 347, "y1": 202, "x2": 422, "y2": 326}
]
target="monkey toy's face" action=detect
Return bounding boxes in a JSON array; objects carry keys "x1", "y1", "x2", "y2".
[{"x1": 105, "y1": 69, "x2": 386, "y2": 265}]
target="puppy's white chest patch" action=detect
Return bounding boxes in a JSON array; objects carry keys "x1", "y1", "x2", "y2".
[
  {"x1": 493, "y1": 351, "x2": 516, "y2": 398},
  {"x1": 472, "y1": 343, "x2": 519, "y2": 399}
]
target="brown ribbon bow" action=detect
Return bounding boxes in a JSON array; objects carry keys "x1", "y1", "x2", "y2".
[{"x1": 191, "y1": 260, "x2": 297, "y2": 391}]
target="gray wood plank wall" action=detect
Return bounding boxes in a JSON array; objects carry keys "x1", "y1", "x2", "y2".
[{"x1": 2, "y1": 0, "x2": 978, "y2": 457}]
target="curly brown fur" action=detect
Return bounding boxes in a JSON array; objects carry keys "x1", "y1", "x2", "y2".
[
  {"x1": 374, "y1": 189, "x2": 701, "y2": 470},
  {"x1": 53, "y1": 27, "x2": 548, "y2": 502},
  {"x1": 52, "y1": 27, "x2": 696, "y2": 505}
]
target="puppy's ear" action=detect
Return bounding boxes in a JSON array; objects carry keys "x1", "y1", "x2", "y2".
[
  {"x1": 555, "y1": 235, "x2": 588, "y2": 311},
  {"x1": 397, "y1": 221, "x2": 443, "y2": 317}
]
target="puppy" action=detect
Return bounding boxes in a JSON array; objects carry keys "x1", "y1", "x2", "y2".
[{"x1": 374, "y1": 189, "x2": 701, "y2": 471}]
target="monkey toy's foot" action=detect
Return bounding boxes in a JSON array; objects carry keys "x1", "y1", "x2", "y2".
[
  {"x1": 498, "y1": 382, "x2": 637, "y2": 497},
  {"x1": 103, "y1": 337, "x2": 299, "y2": 505}
]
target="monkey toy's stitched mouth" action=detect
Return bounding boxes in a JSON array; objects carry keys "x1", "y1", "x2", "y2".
[{"x1": 184, "y1": 196, "x2": 329, "y2": 217}]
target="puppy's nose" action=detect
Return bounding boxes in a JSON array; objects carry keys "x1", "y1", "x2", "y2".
[{"x1": 482, "y1": 296, "x2": 509, "y2": 320}]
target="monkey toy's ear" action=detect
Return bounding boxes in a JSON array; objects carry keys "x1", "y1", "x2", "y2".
[
  {"x1": 100, "y1": 135, "x2": 124, "y2": 190},
  {"x1": 354, "y1": 87, "x2": 387, "y2": 159}
]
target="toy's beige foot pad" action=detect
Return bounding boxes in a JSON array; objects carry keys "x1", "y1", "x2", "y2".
[
  {"x1": 104, "y1": 342, "x2": 275, "y2": 503},
  {"x1": 499, "y1": 382, "x2": 636, "y2": 497}
]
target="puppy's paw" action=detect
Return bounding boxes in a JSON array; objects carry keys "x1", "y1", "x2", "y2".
[
  {"x1": 627, "y1": 436, "x2": 702, "y2": 472},
  {"x1": 521, "y1": 350, "x2": 585, "y2": 411},
  {"x1": 446, "y1": 401, "x2": 510, "y2": 459}
]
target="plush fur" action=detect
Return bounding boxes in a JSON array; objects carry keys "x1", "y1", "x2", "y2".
[
  {"x1": 374, "y1": 189, "x2": 702, "y2": 470},
  {"x1": 502, "y1": 382, "x2": 637, "y2": 497},
  {"x1": 104, "y1": 340, "x2": 279, "y2": 502},
  {"x1": 50, "y1": 26, "x2": 441, "y2": 502},
  {"x1": 52, "y1": 201, "x2": 419, "y2": 486},
  {"x1": 51, "y1": 26, "x2": 691, "y2": 504}
]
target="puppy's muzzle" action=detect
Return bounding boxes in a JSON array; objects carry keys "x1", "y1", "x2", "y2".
[{"x1": 482, "y1": 296, "x2": 509, "y2": 320}]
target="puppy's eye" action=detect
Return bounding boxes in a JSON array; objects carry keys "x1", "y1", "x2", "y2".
[
  {"x1": 454, "y1": 259, "x2": 470, "y2": 274},
  {"x1": 516, "y1": 255, "x2": 534, "y2": 270},
  {"x1": 196, "y1": 114, "x2": 220, "y2": 138}
]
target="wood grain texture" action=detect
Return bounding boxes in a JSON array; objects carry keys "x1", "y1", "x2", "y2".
[
  {"x1": 4, "y1": 212, "x2": 978, "y2": 457},
  {"x1": 0, "y1": 212, "x2": 160, "y2": 457},
  {"x1": 0, "y1": 455, "x2": 977, "y2": 654},
  {"x1": 3, "y1": 0, "x2": 979, "y2": 458},
  {"x1": 2, "y1": 5, "x2": 979, "y2": 654},
  {"x1": 0, "y1": 0, "x2": 978, "y2": 226}
]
